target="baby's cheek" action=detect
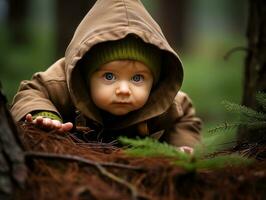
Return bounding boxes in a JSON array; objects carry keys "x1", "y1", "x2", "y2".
[
  {"x1": 94, "y1": 87, "x2": 110, "y2": 100},
  {"x1": 90, "y1": 85, "x2": 107, "y2": 103},
  {"x1": 134, "y1": 88, "x2": 150, "y2": 105}
]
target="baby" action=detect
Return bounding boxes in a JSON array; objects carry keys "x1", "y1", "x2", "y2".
[{"x1": 12, "y1": 0, "x2": 202, "y2": 154}]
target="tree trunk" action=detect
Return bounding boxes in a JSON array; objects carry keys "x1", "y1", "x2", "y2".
[
  {"x1": 239, "y1": 0, "x2": 266, "y2": 141},
  {"x1": 55, "y1": 0, "x2": 96, "y2": 57},
  {"x1": 0, "y1": 84, "x2": 27, "y2": 199},
  {"x1": 7, "y1": 0, "x2": 29, "y2": 44},
  {"x1": 158, "y1": 0, "x2": 188, "y2": 50}
]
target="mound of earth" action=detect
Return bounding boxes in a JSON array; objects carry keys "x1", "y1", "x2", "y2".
[{"x1": 11, "y1": 124, "x2": 266, "y2": 200}]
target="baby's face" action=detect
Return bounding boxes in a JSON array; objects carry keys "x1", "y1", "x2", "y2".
[{"x1": 89, "y1": 60, "x2": 153, "y2": 115}]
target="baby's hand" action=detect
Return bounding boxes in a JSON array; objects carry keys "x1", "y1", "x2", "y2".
[
  {"x1": 177, "y1": 146, "x2": 194, "y2": 155},
  {"x1": 25, "y1": 114, "x2": 73, "y2": 133}
]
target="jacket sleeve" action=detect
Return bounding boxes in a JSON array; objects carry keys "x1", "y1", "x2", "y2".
[
  {"x1": 11, "y1": 58, "x2": 69, "y2": 122},
  {"x1": 164, "y1": 91, "x2": 202, "y2": 148}
]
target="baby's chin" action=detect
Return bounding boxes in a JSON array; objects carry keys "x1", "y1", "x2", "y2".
[
  {"x1": 105, "y1": 107, "x2": 138, "y2": 116},
  {"x1": 107, "y1": 110, "x2": 131, "y2": 116},
  {"x1": 101, "y1": 103, "x2": 145, "y2": 116}
]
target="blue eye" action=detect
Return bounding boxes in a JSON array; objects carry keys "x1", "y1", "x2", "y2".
[
  {"x1": 104, "y1": 72, "x2": 115, "y2": 81},
  {"x1": 132, "y1": 74, "x2": 144, "y2": 82}
]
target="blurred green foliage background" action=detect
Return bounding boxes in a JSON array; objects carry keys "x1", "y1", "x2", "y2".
[{"x1": 0, "y1": 0, "x2": 248, "y2": 134}]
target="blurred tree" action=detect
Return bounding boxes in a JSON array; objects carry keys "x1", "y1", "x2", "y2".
[
  {"x1": 228, "y1": 0, "x2": 248, "y2": 33},
  {"x1": 239, "y1": 0, "x2": 266, "y2": 141},
  {"x1": 7, "y1": 0, "x2": 29, "y2": 44},
  {"x1": 158, "y1": 0, "x2": 188, "y2": 49},
  {"x1": 55, "y1": 0, "x2": 96, "y2": 57}
]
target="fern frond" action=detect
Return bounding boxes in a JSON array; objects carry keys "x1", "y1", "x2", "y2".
[
  {"x1": 256, "y1": 92, "x2": 266, "y2": 111},
  {"x1": 174, "y1": 154, "x2": 252, "y2": 171},
  {"x1": 119, "y1": 137, "x2": 190, "y2": 161},
  {"x1": 222, "y1": 100, "x2": 266, "y2": 120},
  {"x1": 208, "y1": 120, "x2": 266, "y2": 134},
  {"x1": 208, "y1": 122, "x2": 240, "y2": 134},
  {"x1": 243, "y1": 121, "x2": 266, "y2": 132},
  {"x1": 119, "y1": 137, "x2": 253, "y2": 171},
  {"x1": 194, "y1": 154, "x2": 253, "y2": 170}
]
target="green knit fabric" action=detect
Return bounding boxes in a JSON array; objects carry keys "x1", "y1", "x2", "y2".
[
  {"x1": 32, "y1": 111, "x2": 63, "y2": 122},
  {"x1": 82, "y1": 35, "x2": 161, "y2": 83}
]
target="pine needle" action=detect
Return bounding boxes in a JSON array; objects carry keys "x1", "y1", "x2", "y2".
[
  {"x1": 119, "y1": 93, "x2": 264, "y2": 171},
  {"x1": 119, "y1": 136, "x2": 253, "y2": 171},
  {"x1": 194, "y1": 154, "x2": 253, "y2": 170},
  {"x1": 119, "y1": 137, "x2": 190, "y2": 161},
  {"x1": 244, "y1": 121, "x2": 266, "y2": 130},
  {"x1": 208, "y1": 120, "x2": 266, "y2": 133},
  {"x1": 256, "y1": 92, "x2": 266, "y2": 111},
  {"x1": 222, "y1": 100, "x2": 266, "y2": 120},
  {"x1": 208, "y1": 122, "x2": 240, "y2": 133},
  {"x1": 209, "y1": 95, "x2": 266, "y2": 134}
]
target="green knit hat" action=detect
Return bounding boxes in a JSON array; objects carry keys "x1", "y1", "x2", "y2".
[{"x1": 82, "y1": 35, "x2": 162, "y2": 83}]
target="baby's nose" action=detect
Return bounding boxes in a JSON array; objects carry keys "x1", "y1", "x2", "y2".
[{"x1": 116, "y1": 81, "x2": 131, "y2": 95}]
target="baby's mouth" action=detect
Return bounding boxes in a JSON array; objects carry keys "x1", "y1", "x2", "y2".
[{"x1": 112, "y1": 101, "x2": 131, "y2": 105}]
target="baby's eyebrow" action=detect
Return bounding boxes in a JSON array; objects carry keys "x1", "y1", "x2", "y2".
[
  {"x1": 96, "y1": 68, "x2": 116, "y2": 72},
  {"x1": 134, "y1": 69, "x2": 151, "y2": 74}
]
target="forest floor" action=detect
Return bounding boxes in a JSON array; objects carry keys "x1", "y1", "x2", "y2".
[{"x1": 15, "y1": 124, "x2": 266, "y2": 200}]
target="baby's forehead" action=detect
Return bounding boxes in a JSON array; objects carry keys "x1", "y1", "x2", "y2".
[{"x1": 99, "y1": 60, "x2": 151, "y2": 72}]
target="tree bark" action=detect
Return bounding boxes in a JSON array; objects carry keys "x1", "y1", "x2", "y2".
[
  {"x1": 158, "y1": 0, "x2": 188, "y2": 50},
  {"x1": 239, "y1": 0, "x2": 266, "y2": 141},
  {"x1": 0, "y1": 84, "x2": 27, "y2": 199},
  {"x1": 7, "y1": 0, "x2": 29, "y2": 44}
]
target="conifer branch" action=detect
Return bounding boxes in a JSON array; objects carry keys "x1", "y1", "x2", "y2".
[
  {"x1": 194, "y1": 155, "x2": 253, "y2": 169},
  {"x1": 256, "y1": 92, "x2": 266, "y2": 111},
  {"x1": 222, "y1": 100, "x2": 266, "y2": 120},
  {"x1": 208, "y1": 122, "x2": 240, "y2": 133},
  {"x1": 120, "y1": 137, "x2": 190, "y2": 161},
  {"x1": 119, "y1": 93, "x2": 266, "y2": 171},
  {"x1": 208, "y1": 121, "x2": 266, "y2": 133},
  {"x1": 119, "y1": 137, "x2": 252, "y2": 171}
]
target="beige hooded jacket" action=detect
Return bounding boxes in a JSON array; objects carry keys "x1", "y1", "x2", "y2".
[{"x1": 11, "y1": 0, "x2": 202, "y2": 147}]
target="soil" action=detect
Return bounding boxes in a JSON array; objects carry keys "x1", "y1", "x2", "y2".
[{"x1": 15, "y1": 124, "x2": 266, "y2": 200}]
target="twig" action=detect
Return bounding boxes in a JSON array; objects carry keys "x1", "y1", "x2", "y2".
[
  {"x1": 95, "y1": 163, "x2": 139, "y2": 200},
  {"x1": 24, "y1": 151, "x2": 142, "y2": 170},
  {"x1": 223, "y1": 46, "x2": 249, "y2": 60},
  {"x1": 25, "y1": 151, "x2": 141, "y2": 199}
]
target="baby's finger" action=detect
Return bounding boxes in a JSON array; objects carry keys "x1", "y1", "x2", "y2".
[
  {"x1": 58, "y1": 122, "x2": 73, "y2": 133},
  {"x1": 52, "y1": 120, "x2": 62, "y2": 129},
  {"x1": 42, "y1": 118, "x2": 53, "y2": 129},
  {"x1": 25, "y1": 114, "x2": 33, "y2": 122},
  {"x1": 181, "y1": 146, "x2": 194, "y2": 154},
  {"x1": 35, "y1": 116, "x2": 44, "y2": 125}
]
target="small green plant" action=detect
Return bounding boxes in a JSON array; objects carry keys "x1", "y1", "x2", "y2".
[
  {"x1": 209, "y1": 92, "x2": 266, "y2": 133},
  {"x1": 119, "y1": 94, "x2": 266, "y2": 171},
  {"x1": 119, "y1": 136, "x2": 252, "y2": 171}
]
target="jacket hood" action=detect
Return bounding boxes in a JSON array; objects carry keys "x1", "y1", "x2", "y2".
[{"x1": 65, "y1": 0, "x2": 183, "y2": 128}]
